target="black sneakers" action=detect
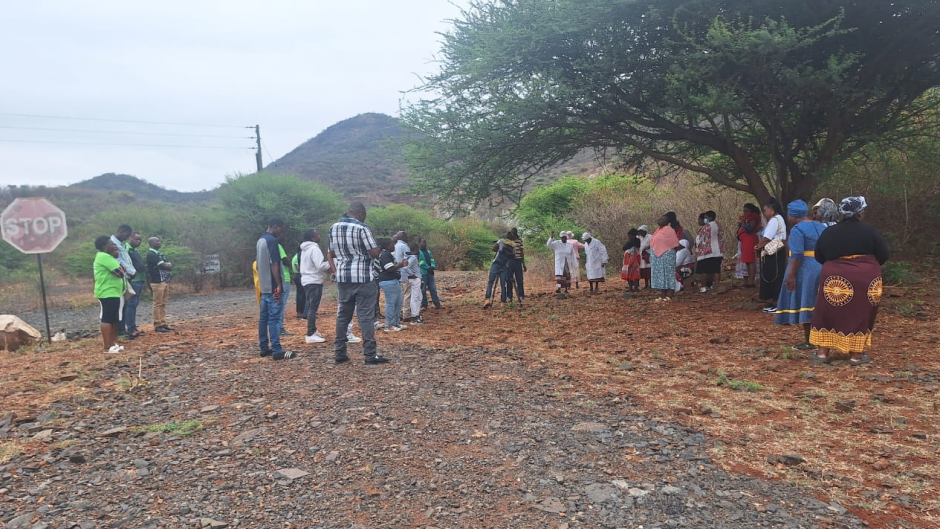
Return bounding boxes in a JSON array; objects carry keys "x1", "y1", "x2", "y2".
[
  {"x1": 335, "y1": 356, "x2": 350, "y2": 364},
  {"x1": 364, "y1": 356, "x2": 390, "y2": 365},
  {"x1": 272, "y1": 351, "x2": 298, "y2": 360}
]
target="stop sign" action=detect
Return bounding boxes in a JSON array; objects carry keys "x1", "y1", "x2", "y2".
[{"x1": 1, "y1": 198, "x2": 68, "y2": 254}]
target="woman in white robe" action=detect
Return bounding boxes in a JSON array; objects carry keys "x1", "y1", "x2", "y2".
[
  {"x1": 547, "y1": 232, "x2": 574, "y2": 293},
  {"x1": 582, "y1": 232, "x2": 609, "y2": 292}
]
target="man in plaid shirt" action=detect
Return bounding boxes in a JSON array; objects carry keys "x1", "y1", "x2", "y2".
[{"x1": 328, "y1": 202, "x2": 387, "y2": 365}]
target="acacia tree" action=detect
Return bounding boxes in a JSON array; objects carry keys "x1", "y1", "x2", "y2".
[{"x1": 402, "y1": 0, "x2": 940, "y2": 210}]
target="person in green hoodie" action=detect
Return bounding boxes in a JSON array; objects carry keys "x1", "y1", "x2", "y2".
[{"x1": 93, "y1": 235, "x2": 127, "y2": 354}]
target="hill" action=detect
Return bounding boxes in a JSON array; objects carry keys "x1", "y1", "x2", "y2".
[
  {"x1": 266, "y1": 112, "x2": 609, "y2": 207},
  {"x1": 69, "y1": 173, "x2": 214, "y2": 204},
  {"x1": 266, "y1": 113, "x2": 414, "y2": 205}
]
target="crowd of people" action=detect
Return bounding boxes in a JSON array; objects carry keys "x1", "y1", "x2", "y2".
[
  {"x1": 92, "y1": 196, "x2": 890, "y2": 367},
  {"x1": 91, "y1": 224, "x2": 173, "y2": 354},
  {"x1": 604, "y1": 197, "x2": 889, "y2": 366},
  {"x1": 252, "y1": 203, "x2": 443, "y2": 364}
]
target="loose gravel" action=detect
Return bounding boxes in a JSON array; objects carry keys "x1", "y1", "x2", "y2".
[{"x1": 0, "y1": 289, "x2": 865, "y2": 528}]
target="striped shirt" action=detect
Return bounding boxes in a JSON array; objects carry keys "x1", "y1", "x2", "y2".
[
  {"x1": 511, "y1": 237, "x2": 524, "y2": 260},
  {"x1": 329, "y1": 216, "x2": 378, "y2": 283}
]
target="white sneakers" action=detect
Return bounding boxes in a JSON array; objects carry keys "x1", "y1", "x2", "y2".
[
  {"x1": 107, "y1": 345, "x2": 124, "y2": 354},
  {"x1": 305, "y1": 331, "x2": 326, "y2": 344},
  {"x1": 305, "y1": 331, "x2": 362, "y2": 343}
]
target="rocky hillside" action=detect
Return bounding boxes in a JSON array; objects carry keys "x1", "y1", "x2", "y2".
[{"x1": 265, "y1": 113, "x2": 414, "y2": 205}]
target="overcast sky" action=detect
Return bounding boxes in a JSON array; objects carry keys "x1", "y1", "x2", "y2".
[{"x1": 0, "y1": 0, "x2": 467, "y2": 191}]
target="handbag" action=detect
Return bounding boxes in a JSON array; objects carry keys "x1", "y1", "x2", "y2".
[
  {"x1": 761, "y1": 238, "x2": 785, "y2": 257},
  {"x1": 123, "y1": 278, "x2": 137, "y2": 300}
]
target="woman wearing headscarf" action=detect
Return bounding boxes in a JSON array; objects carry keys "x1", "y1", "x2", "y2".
[
  {"x1": 565, "y1": 231, "x2": 584, "y2": 289},
  {"x1": 809, "y1": 197, "x2": 890, "y2": 365},
  {"x1": 774, "y1": 200, "x2": 827, "y2": 349},
  {"x1": 547, "y1": 231, "x2": 575, "y2": 293},
  {"x1": 637, "y1": 225, "x2": 652, "y2": 289},
  {"x1": 737, "y1": 203, "x2": 762, "y2": 287},
  {"x1": 812, "y1": 198, "x2": 840, "y2": 227},
  {"x1": 650, "y1": 215, "x2": 680, "y2": 302},
  {"x1": 756, "y1": 199, "x2": 787, "y2": 313}
]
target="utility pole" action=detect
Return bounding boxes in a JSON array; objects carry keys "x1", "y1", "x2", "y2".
[{"x1": 254, "y1": 124, "x2": 263, "y2": 172}]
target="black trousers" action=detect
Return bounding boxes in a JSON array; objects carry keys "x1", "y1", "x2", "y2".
[{"x1": 294, "y1": 275, "x2": 306, "y2": 316}]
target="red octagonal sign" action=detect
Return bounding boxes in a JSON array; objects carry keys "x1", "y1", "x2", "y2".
[{"x1": 1, "y1": 198, "x2": 69, "y2": 254}]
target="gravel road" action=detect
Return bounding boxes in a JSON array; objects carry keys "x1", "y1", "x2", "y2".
[
  {"x1": 15, "y1": 288, "x2": 270, "y2": 336},
  {"x1": 1, "y1": 284, "x2": 869, "y2": 528}
]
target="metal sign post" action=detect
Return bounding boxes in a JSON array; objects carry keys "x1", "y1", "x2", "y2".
[{"x1": 36, "y1": 254, "x2": 53, "y2": 344}]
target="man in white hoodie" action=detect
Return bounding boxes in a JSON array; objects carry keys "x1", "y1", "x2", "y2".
[{"x1": 300, "y1": 229, "x2": 332, "y2": 344}]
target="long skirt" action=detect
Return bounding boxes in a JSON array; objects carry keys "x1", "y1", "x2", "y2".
[
  {"x1": 809, "y1": 255, "x2": 883, "y2": 353},
  {"x1": 775, "y1": 256, "x2": 822, "y2": 325},
  {"x1": 621, "y1": 249, "x2": 641, "y2": 281},
  {"x1": 760, "y1": 250, "x2": 787, "y2": 302},
  {"x1": 650, "y1": 249, "x2": 677, "y2": 290}
]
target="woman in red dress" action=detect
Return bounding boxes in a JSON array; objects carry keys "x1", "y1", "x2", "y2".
[{"x1": 737, "y1": 203, "x2": 761, "y2": 287}]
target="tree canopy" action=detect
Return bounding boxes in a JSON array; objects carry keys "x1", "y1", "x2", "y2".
[{"x1": 402, "y1": 0, "x2": 940, "y2": 209}]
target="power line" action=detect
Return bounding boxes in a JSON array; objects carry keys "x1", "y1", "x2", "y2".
[
  {"x1": 0, "y1": 138, "x2": 252, "y2": 149},
  {"x1": 0, "y1": 112, "x2": 247, "y2": 129},
  {"x1": 0, "y1": 125, "x2": 252, "y2": 139},
  {"x1": 261, "y1": 139, "x2": 280, "y2": 166}
]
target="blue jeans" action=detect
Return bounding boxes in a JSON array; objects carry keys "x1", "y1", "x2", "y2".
[
  {"x1": 259, "y1": 293, "x2": 284, "y2": 355},
  {"x1": 421, "y1": 273, "x2": 441, "y2": 308},
  {"x1": 279, "y1": 281, "x2": 290, "y2": 332},
  {"x1": 118, "y1": 281, "x2": 144, "y2": 335},
  {"x1": 485, "y1": 262, "x2": 509, "y2": 301},
  {"x1": 379, "y1": 280, "x2": 402, "y2": 327}
]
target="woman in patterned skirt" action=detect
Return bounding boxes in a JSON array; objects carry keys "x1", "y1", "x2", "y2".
[
  {"x1": 809, "y1": 196, "x2": 891, "y2": 366},
  {"x1": 649, "y1": 215, "x2": 679, "y2": 302}
]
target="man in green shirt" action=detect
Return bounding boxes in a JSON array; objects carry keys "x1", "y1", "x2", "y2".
[{"x1": 93, "y1": 235, "x2": 127, "y2": 354}]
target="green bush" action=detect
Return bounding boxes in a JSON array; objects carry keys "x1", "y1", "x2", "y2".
[
  {"x1": 881, "y1": 261, "x2": 918, "y2": 285},
  {"x1": 216, "y1": 172, "x2": 345, "y2": 250}
]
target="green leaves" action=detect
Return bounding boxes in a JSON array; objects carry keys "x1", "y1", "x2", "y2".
[{"x1": 403, "y1": 0, "x2": 940, "y2": 208}]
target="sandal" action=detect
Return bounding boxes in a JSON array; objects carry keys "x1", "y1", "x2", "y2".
[
  {"x1": 809, "y1": 352, "x2": 830, "y2": 364},
  {"x1": 849, "y1": 354, "x2": 871, "y2": 366},
  {"x1": 793, "y1": 343, "x2": 818, "y2": 351}
]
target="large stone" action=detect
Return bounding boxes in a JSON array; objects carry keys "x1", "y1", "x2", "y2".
[
  {"x1": 274, "y1": 468, "x2": 309, "y2": 480},
  {"x1": 584, "y1": 483, "x2": 621, "y2": 503},
  {"x1": 98, "y1": 426, "x2": 128, "y2": 438},
  {"x1": 198, "y1": 519, "x2": 228, "y2": 528},
  {"x1": 571, "y1": 422, "x2": 609, "y2": 433},
  {"x1": 532, "y1": 497, "x2": 566, "y2": 513},
  {"x1": 0, "y1": 315, "x2": 42, "y2": 352},
  {"x1": 232, "y1": 427, "x2": 264, "y2": 446}
]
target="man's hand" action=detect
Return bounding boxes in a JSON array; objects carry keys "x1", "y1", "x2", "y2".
[
  {"x1": 273, "y1": 287, "x2": 281, "y2": 303},
  {"x1": 523, "y1": 265, "x2": 527, "y2": 273}
]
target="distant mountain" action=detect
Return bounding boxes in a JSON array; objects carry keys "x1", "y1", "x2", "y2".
[
  {"x1": 69, "y1": 173, "x2": 214, "y2": 203},
  {"x1": 266, "y1": 113, "x2": 413, "y2": 205},
  {"x1": 266, "y1": 112, "x2": 608, "y2": 207}
]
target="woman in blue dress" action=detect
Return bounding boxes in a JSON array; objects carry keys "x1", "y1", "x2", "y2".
[{"x1": 775, "y1": 200, "x2": 827, "y2": 349}]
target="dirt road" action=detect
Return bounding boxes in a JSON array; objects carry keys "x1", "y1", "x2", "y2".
[{"x1": 2, "y1": 271, "x2": 935, "y2": 527}]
